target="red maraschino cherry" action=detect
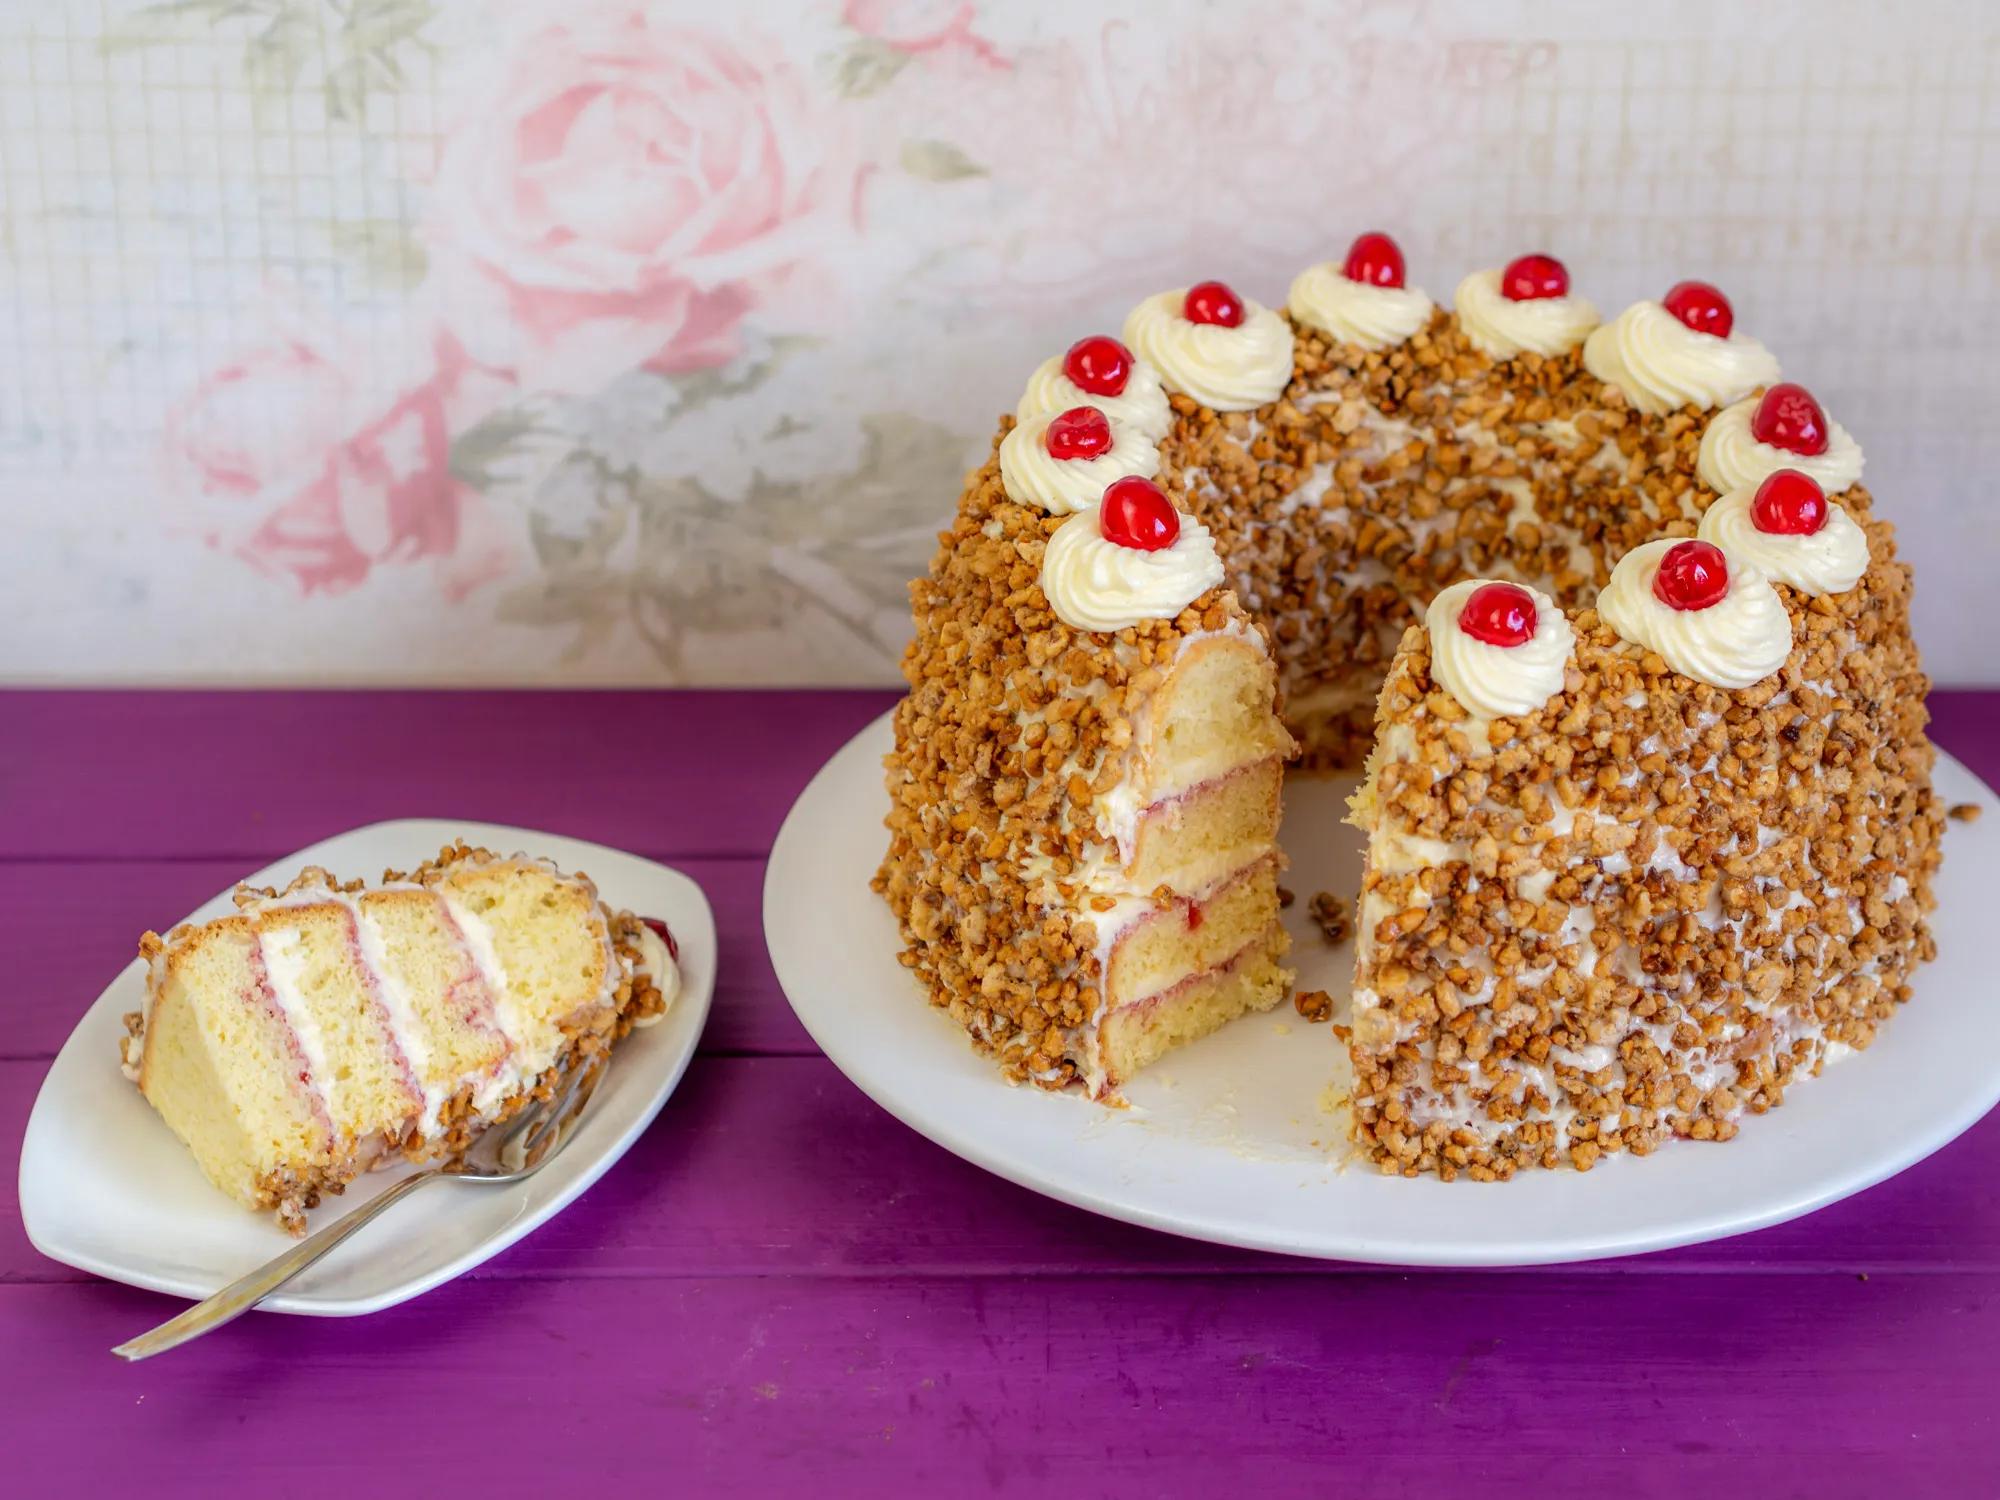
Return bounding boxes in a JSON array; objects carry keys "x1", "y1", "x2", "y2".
[
  {"x1": 1653, "y1": 539, "x2": 1731, "y2": 611},
  {"x1": 1044, "y1": 406, "x2": 1113, "y2": 461},
  {"x1": 1343, "y1": 231, "x2": 1406, "y2": 289},
  {"x1": 1750, "y1": 383, "x2": 1830, "y2": 456},
  {"x1": 1457, "y1": 582, "x2": 1539, "y2": 647},
  {"x1": 1750, "y1": 469, "x2": 1828, "y2": 536},
  {"x1": 1183, "y1": 280, "x2": 1245, "y2": 328},
  {"x1": 1500, "y1": 253, "x2": 1569, "y2": 302},
  {"x1": 1100, "y1": 476, "x2": 1180, "y2": 551},
  {"x1": 1663, "y1": 280, "x2": 1734, "y2": 339},
  {"x1": 1062, "y1": 335, "x2": 1134, "y2": 397}
]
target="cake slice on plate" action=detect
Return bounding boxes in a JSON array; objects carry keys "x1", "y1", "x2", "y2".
[
  {"x1": 1345, "y1": 471, "x2": 1940, "y2": 1178},
  {"x1": 122, "y1": 843, "x2": 681, "y2": 1233}
]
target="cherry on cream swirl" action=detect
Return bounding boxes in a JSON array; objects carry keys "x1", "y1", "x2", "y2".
[
  {"x1": 1582, "y1": 300, "x2": 1781, "y2": 415},
  {"x1": 1121, "y1": 290, "x2": 1295, "y2": 411},
  {"x1": 1696, "y1": 396, "x2": 1865, "y2": 496},
  {"x1": 1286, "y1": 262, "x2": 1434, "y2": 351},
  {"x1": 1039, "y1": 506, "x2": 1224, "y2": 633},
  {"x1": 1016, "y1": 355, "x2": 1172, "y2": 444},
  {"x1": 1424, "y1": 579, "x2": 1575, "y2": 720},
  {"x1": 998, "y1": 409, "x2": 1162, "y2": 515},
  {"x1": 1451, "y1": 268, "x2": 1600, "y2": 359},
  {"x1": 1596, "y1": 538, "x2": 1792, "y2": 689},
  {"x1": 1696, "y1": 484, "x2": 1870, "y2": 596}
]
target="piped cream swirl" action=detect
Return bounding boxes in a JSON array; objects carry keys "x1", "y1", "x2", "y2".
[
  {"x1": 1583, "y1": 300, "x2": 1780, "y2": 414},
  {"x1": 1040, "y1": 506, "x2": 1224, "y2": 633},
  {"x1": 1424, "y1": 579, "x2": 1574, "y2": 721},
  {"x1": 1452, "y1": 268, "x2": 1598, "y2": 359},
  {"x1": 1286, "y1": 263, "x2": 1434, "y2": 351},
  {"x1": 1016, "y1": 355, "x2": 1172, "y2": 444},
  {"x1": 999, "y1": 409, "x2": 1161, "y2": 515},
  {"x1": 1597, "y1": 539, "x2": 1792, "y2": 689},
  {"x1": 1696, "y1": 484, "x2": 1870, "y2": 596},
  {"x1": 1697, "y1": 397, "x2": 1865, "y2": 495},
  {"x1": 1121, "y1": 290, "x2": 1294, "y2": 411}
]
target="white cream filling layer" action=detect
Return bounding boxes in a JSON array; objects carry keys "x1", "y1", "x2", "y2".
[
  {"x1": 441, "y1": 893, "x2": 535, "y2": 1114},
  {"x1": 346, "y1": 902, "x2": 444, "y2": 1139},
  {"x1": 257, "y1": 923, "x2": 340, "y2": 1127}
]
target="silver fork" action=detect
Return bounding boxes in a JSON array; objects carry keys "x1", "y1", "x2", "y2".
[{"x1": 111, "y1": 1056, "x2": 609, "y2": 1362}]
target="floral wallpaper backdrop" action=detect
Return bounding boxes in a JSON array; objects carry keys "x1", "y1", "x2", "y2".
[{"x1": 1, "y1": 0, "x2": 1995, "y2": 683}]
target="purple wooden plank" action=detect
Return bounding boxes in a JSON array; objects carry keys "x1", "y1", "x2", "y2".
[
  {"x1": 8, "y1": 1056, "x2": 2000, "y2": 1285},
  {"x1": 0, "y1": 857, "x2": 808, "y2": 1061},
  {"x1": 0, "y1": 689, "x2": 900, "y2": 860},
  {"x1": 2, "y1": 688, "x2": 1996, "y2": 1496},
  {"x1": 3, "y1": 690, "x2": 1991, "y2": 864},
  {"x1": 5, "y1": 1272, "x2": 1996, "y2": 1495}
]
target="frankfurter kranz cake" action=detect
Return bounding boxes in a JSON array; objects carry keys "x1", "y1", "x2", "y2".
[
  {"x1": 120, "y1": 844, "x2": 681, "y2": 1233},
  {"x1": 881, "y1": 231, "x2": 1939, "y2": 1126},
  {"x1": 1347, "y1": 463, "x2": 1940, "y2": 1177}
]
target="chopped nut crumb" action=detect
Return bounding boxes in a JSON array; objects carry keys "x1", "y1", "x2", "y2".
[
  {"x1": 1949, "y1": 802, "x2": 1982, "y2": 823},
  {"x1": 1294, "y1": 989, "x2": 1334, "y2": 1023},
  {"x1": 1309, "y1": 891, "x2": 1352, "y2": 945}
]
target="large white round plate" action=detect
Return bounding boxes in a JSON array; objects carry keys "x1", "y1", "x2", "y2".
[
  {"x1": 767, "y1": 711, "x2": 1999, "y2": 1266},
  {"x1": 20, "y1": 819, "x2": 715, "y2": 1315}
]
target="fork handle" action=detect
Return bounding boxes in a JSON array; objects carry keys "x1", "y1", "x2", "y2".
[{"x1": 111, "y1": 1167, "x2": 445, "y2": 1361}]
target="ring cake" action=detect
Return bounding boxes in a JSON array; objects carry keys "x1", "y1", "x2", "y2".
[{"x1": 877, "y1": 237, "x2": 1942, "y2": 1176}]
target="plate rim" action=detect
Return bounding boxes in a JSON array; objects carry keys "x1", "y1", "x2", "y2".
[
  {"x1": 767, "y1": 708, "x2": 2000, "y2": 1267},
  {"x1": 18, "y1": 816, "x2": 716, "y2": 1316}
]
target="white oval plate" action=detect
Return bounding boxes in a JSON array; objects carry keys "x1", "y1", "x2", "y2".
[
  {"x1": 766, "y1": 711, "x2": 1999, "y2": 1266},
  {"x1": 20, "y1": 819, "x2": 715, "y2": 1315}
]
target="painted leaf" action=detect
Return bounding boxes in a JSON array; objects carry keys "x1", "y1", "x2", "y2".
[
  {"x1": 833, "y1": 37, "x2": 912, "y2": 99},
  {"x1": 527, "y1": 491, "x2": 627, "y2": 569},
  {"x1": 899, "y1": 139, "x2": 988, "y2": 182},
  {"x1": 101, "y1": 0, "x2": 438, "y2": 123},
  {"x1": 448, "y1": 410, "x2": 546, "y2": 493},
  {"x1": 327, "y1": 217, "x2": 427, "y2": 290},
  {"x1": 493, "y1": 581, "x2": 613, "y2": 628}
]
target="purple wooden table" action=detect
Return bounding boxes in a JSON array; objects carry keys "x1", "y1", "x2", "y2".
[{"x1": 4, "y1": 690, "x2": 1998, "y2": 1496}]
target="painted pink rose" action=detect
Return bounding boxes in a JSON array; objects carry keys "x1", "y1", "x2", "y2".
[
  {"x1": 164, "y1": 325, "x2": 503, "y2": 597},
  {"x1": 425, "y1": 11, "x2": 857, "y2": 397},
  {"x1": 843, "y1": 0, "x2": 1004, "y2": 63}
]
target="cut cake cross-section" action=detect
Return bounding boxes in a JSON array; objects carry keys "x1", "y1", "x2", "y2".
[{"x1": 122, "y1": 843, "x2": 683, "y2": 1233}]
